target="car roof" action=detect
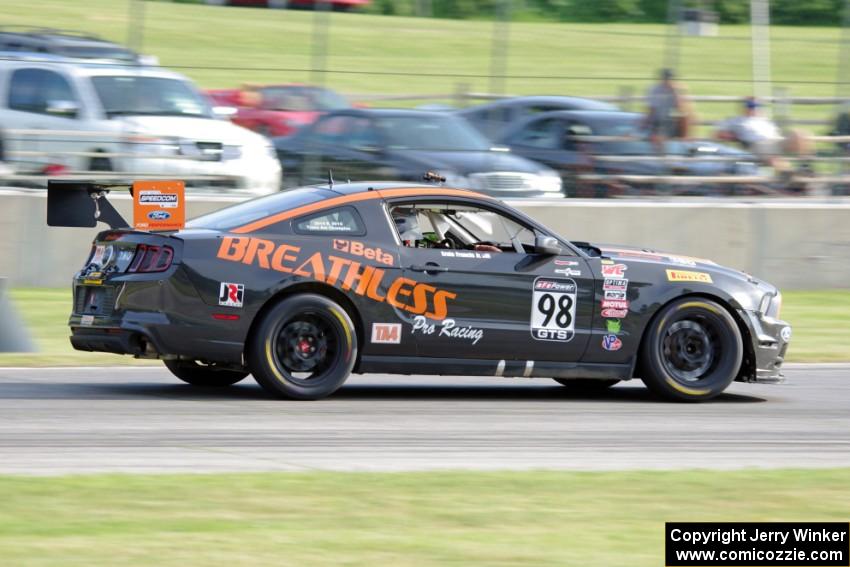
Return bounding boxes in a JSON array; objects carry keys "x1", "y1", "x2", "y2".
[
  {"x1": 459, "y1": 96, "x2": 618, "y2": 113},
  {"x1": 330, "y1": 108, "x2": 449, "y2": 118}
]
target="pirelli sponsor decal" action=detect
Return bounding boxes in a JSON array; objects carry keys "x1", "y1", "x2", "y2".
[
  {"x1": 218, "y1": 236, "x2": 455, "y2": 320},
  {"x1": 666, "y1": 269, "x2": 713, "y2": 283}
]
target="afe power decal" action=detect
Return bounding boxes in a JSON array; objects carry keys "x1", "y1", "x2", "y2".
[
  {"x1": 531, "y1": 278, "x2": 577, "y2": 342},
  {"x1": 218, "y1": 237, "x2": 455, "y2": 320}
]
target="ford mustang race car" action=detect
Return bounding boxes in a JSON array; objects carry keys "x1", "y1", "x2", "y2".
[{"x1": 54, "y1": 181, "x2": 791, "y2": 402}]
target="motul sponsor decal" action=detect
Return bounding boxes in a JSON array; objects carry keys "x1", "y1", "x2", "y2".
[
  {"x1": 601, "y1": 299, "x2": 630, "y2": 310},
  {"x1": 217, "y1": 237, "x2": 455, "y2": 320},
  {"x1": 371, "y1": 323, "x2": 401, "y2": 344},
  {"x1": 218, "y1": 282, "x2": 244, "y2": 307}
]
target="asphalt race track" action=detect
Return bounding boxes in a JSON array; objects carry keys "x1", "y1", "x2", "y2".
[{"x1": 0, "y1": 365, "x2": 848, "y2": 474}]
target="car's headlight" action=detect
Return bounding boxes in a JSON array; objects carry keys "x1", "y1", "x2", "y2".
[
  {"x1": 759, "y1": 291, "x2": 782, "y2": 318},
  {"x1": 537, "y1": 170, "x2": 563, "y2": 193},
  {"x1": 265, "y1": 143, "x2": 277, "y2": 160}
]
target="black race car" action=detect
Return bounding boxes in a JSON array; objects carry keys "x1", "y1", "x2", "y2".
[{"x1": 56, "y1": 181, "x2": 790, "y2": 402}]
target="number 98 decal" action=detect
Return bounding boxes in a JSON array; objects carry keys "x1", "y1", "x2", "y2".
[{"x1": 531, "y1": 277, "x2": 577, "y2": 342}]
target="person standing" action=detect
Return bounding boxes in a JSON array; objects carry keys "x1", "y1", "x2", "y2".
[{"x1": 644, "y1": 69, "x2": 690, "y2": 151}]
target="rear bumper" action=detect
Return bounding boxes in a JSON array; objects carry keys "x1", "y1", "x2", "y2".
[{"x1": 739, "y1": 309, "x2": 792, "y2": 383}]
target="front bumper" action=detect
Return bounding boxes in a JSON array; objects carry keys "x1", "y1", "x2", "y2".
[{"x1": 739, "y1": 309, "x2": 792, "y2": 383}]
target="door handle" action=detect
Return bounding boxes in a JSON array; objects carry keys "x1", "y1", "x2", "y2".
[{"x1": 408, "y1": 263, "x2": 449, "y2": 274}]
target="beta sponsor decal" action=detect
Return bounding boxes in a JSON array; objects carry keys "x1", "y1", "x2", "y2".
[
  {"x1": 371, "y1": 323, "x2": 401, "y2": 344},
  {"x1": 218, "y1": 282, "x2": 244, "y2": 307},
  {"x1": 601, "y1": 299, "x2": 629, "y2": 310},
  {"x1": 602, "y1": 334, "x2": 622, "y2": 351},
  {"x1": 218, "y1": 237, "x2": 456, "y2": 320},
  {"x1": 603, "y1": 278, "x2": 628, "y2": 291},
  {"x1": 531, "y1": 278, "x2": 577, "y2": 342},
  {"x1": 604, "y1": 290, "x2": 626, "y2": 300},
  {"x1": 666, "y1": 269, "x2": 713, "y2": 283},
  {"x1": 412, "y1": 315, "x2": 483, "y2": 345},
  {"x1": 606, "y1": 319, "x2": 621, "y2": 334},
  {"x1": 601, "y1": 263, "x2": 627, "y2": 278},
  {"x1": 601, "y1": 308, "x2": 628, "y2": 318},
  {"x1": 333, "y1": 239, "x2": 394, "y2": 266}
]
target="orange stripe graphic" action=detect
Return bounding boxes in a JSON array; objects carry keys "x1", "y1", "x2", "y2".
[{"x1": 232, "y1": 187, "x2": 488, "y2": 234}]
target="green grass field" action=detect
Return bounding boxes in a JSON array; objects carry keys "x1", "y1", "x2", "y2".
[
  {"x1": 0, "y1": 468, "x2": 848, "y2": 566},
  {"x1": 3, "y1": 288, "x2": 849, "y2": 365},
  {"x1": 2, "y1": 0, "x2": 844, "y2": 123}
]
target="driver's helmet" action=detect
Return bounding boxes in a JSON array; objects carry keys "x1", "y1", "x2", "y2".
[{"x1": 392, "y1": 207, "x2": 422, "y2": 244}]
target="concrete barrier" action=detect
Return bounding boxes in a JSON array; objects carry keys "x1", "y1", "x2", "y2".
[
  {"x1": 0, "y1": 277, "x2": 35, "y2": 352},
  {"x1": 2, "y1": 189, "x2": 849, "y2": 290}
]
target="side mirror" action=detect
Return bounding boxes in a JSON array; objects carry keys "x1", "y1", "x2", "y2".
[
  {"x1": 535, "y1": 235, "x2": 562, "y2": 256},
  {"x1": 46, "y1": 100, "x2": 78, "y2": 118}
]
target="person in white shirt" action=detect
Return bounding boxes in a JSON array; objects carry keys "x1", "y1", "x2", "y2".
[{"x1": 716, "y1": 97, "x2": 782, "y2": 158}]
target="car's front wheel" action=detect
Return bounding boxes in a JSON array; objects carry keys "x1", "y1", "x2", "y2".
[
  {"x1": 639, "y1": 298, "x2": 743, "y2": 402},
  {"x1": 248, "y1": 294, "x2": 357, "y2": 400},
  {"x1": 163, "y1": 360, "x2": 248, "y2": 387}
]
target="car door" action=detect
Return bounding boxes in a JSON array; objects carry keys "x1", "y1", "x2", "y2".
[
  {"x1": 385, "y1": 198, "x2": 594, "y2": 365},
  {"x1": 4, "y1": 67, "x2": 85, "y2": 172}
]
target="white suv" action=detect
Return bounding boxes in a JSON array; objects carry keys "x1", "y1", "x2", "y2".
[{"x1": 0, "y1": 54, "x2": 281, "y2": 194}]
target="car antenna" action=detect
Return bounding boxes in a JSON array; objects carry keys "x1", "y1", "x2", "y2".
[{"x1": 327, "y1": 170, "x2": 334, "y2": 189}]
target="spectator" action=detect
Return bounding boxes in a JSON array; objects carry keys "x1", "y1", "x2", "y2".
[
  {"x1": 644, "y1": 68, "x2": 690, "y2": 151},
  {"x1": 715, "y1": 97, "x2": 782, "y2": 159}
]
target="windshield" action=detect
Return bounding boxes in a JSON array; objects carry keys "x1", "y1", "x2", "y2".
[
  {"x1": 59, "y1": 45, "x2": 137, "y2": 61},
  {"x1": 261, "y1": 86, "x2": 349, "y2": 112},
  {"x1": 569, "y1": 117, "x2": 650, "y2": 155},
  {"x1": 377, "y1": 115, "x2": 492, "y2": 152},
  {"x1": 92, "y1": 76, "x2": 212, "y2": 118},
  {"x1": 186, "y1": 187, "x2": 331, "y2": 230}
]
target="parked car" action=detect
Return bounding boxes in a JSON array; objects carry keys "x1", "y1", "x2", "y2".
[
  {"x1": 0, "y1": 53, "x2": 281, "y2": 194},
  {"x1": 204, "y1": 0, "x2": 370, "y2": 11},
  {"x1": 273, "y1": 108, "x2": 563, "y2": 198},
  {"x1": 457, "y1": 96, "x2": 619, "y2": 141},
  {"x1": 0, "y1": 28, "x2": 147, "y2": 64},
  {"x1": 207, "y1": 84, "x2": 351, "y2": 137},
  {"x1": 499, "y1": 110, "x2": 760, "y2": 197}
]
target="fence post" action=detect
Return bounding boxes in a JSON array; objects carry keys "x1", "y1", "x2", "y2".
[{"x1": 0, "y1": 278, "x2": 36, "y2": 353}]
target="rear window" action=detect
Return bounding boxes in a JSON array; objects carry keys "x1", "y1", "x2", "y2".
[
  {"x1": 186, "y1": 187, "x2": 333, "y2": 231},
  {"x1": 294, "y1": 207, "x2": 365, "y2": 235}
]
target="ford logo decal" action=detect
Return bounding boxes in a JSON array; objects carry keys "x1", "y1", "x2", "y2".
[{"x1": 147, "y1": 211, "x2": 171, "y2": 220}]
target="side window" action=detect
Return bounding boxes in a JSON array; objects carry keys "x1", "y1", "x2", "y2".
[
  {"x1": 293, "y1": 206, "x2": 366, "y2": 236},
  {"x1": 388, "y1": 202, "x2": 540, "y2": 254},
  {"x1": 511, "y1": 118, "x2": 562, "y2": 149},
  {"x1": 8, "y1": 68, "x2": 77, "y2": 117}
]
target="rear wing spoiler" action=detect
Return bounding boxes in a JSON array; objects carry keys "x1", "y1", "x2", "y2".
[
  {"x1": 47, "y1": 181, "x2": 131, "y2": 229},
  {"x1": 47, "y1": 180, "x2": 186, "y2": 231}
]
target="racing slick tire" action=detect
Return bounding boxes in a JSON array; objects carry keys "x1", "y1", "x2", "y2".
[
  {"x1": 639, "y1": 297, "x2": 743, "y2": 402},
  {"x1": 163, "y1": 360, "x2": 248, "y2": 387},
  {"x1": 553, "y1": 378, "x2": 620, "y2": 390},
  {"x1": 248, "y1": 294, "x2": 357, "y2": 400}
]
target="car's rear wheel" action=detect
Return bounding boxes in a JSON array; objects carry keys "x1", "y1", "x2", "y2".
[
  {"x1": 248, "y1": 294, "x2": 357, "y2": 400},
  {"x1": 164, "y1": 360, "x2": 248, "y2": 387},
  {"x1": 639, "y1": 298, "x2": 743, "y2": 402},
  {"x1": 553, "y1": 378, "x2": 620, "y2": 390}
]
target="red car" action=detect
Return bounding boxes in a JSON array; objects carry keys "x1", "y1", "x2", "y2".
[
  {"x1": 207, "y1": 85, "x2": 352, "y2": 137},
  {"x1": 208, "y1": 0, "x2": 370, "y2": 12}
]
